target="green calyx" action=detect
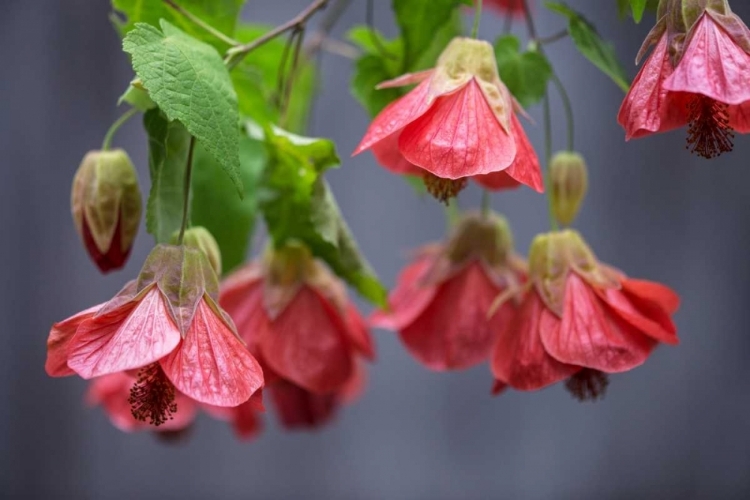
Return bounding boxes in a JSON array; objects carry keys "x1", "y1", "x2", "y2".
[
  {"x1": 170, "y1": 226, "x2": 223, "y2": 276},
  {"x1": 549, "y1": 151, "x2": 588, "y2": 227},
  {"x1": 445, "y1": 212, "x2": 514, "y2": 267}
]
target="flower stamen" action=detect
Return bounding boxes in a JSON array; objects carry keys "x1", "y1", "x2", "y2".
[
  {"x1": 129, "y1": 363, "x2": 177, "y2": 426},
  {"x1": 565, "y1": 369, "x2": 609, "y2": 402},
  {"x1": 422, "y1": 172, "x2": 468, "y2": 204},
  {"x1": 686, "y1": 95, "x2": 734, "y2": 159}
]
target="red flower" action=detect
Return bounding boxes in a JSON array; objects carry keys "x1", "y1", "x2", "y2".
[
  {"x1": 46, "y1": 245, "x2": 264, "y2": 425},
  {"x1": 372, "y1": 213, "x2": 525, "y2": 370},
  {"x1": 353, "y1": 37, "x2": 543, "y2": 201},
  {"x1": 491, "y1": 230, "x2": 680, "y2": 399},
  {"x1": 203, "y1": 389, "x2": 265, "y2": 440},
  {"x1": 484, "y1": 0, "x2": 527, "y2": 16},
  {"x1": 619, "y1": 4, "x2": 750, "y2": 158},
  {"x1": 219, "y1": 243, "x2": 373, "y2": 428}
]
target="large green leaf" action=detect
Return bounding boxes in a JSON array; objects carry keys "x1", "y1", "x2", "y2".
[
  {"x1": 495, "y1": 35, "x2": 553, "y2": 108},
  {"x1": 547, "y1": 2, "x2": 630, "y2": 92},
  {"x1": 111, "y1": 0, "x2": 245, "y2": 50},
  {"x1": 392, "y1": 0, "x2": 466, "y2": 70},
  {"x1": 255, "y1": 125, "x2": 387, "y2": 307},
  {"x1": 190, "y1": 133, "x2": 266, "y2": 274},
  {"x1": 124, "y1": 21, "x2": 242, "y2": 193},
  {"x1": 143, "y1": 108, "x2": 192, "y2": 244}
]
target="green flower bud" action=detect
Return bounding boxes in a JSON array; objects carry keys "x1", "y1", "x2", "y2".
[
  {"x1": 549, "y1": 151, "x2": 588, "y2": 227},
  {"x1": 170, "y1": 227, "x2": 223, "y2": 276}
]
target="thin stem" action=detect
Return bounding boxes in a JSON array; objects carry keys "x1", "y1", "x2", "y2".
[
  {"x1": 471, "y1": 0, "x2": 483, "y2": 38},
  {"x1": 177, "y1": 137, "x2": 197, "y2": 245},
  {"x1": 503, "y1": 13, "x2": 513, "y2": 34},
  {"x1": 520, "y1": 0, "x2": 537, "y2": 38},
  {"x1": 542, "y1": 94, "x2": 559, "y2": 231},
  {"x1": 225, "y1": 0, "x2": 330, "y2": 70},
  {"x1": 280, "y1": 28, "x2": 306, "y2": 127},
  {"x1": 304, "y1": 0, "x2": 352, "y2": 57},
  {"x1": 537, "y1": 29, "x2": 568, "y2": 46},
  {"x1": 163, "y1": 0, "x2": 240, "y2": 46},
  {"x1": 551, "y1": 73, "x2": 574, "y2": 150},
  {"x1": 102, "y1": 107, "x2": 138, "y2": 151},
  {"x1": 445, "y1": 198, "x2": 460, "y2": 229},
  {"x1": 481, "y1": 189, "x2": 491, "y2": 218}
]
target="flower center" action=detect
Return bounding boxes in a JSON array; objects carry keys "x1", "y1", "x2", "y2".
[
  {"x1": 422, "y1": 172, "x2": 468, "y2": 204},
  {"x1": 565, "y1": 369, "x2": 609, "y2": 402},
  {"x1": 686, "y1": 95, "x2": 734, "y2": 159},
  {"x1": 129, "y1": 363, "x2": 178, "y2": 426}
]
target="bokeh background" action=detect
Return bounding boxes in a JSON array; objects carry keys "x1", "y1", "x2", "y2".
[{"x1": 2, "y1": 1, "x2": 750, "y2": 498}]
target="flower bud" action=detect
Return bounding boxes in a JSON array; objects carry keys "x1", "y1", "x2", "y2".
[
  {"x1": 549, "y1": 151, "x2": 588, "y2": 227},
  {"x1": 170, "y1": 227, "x2": 223, "y2": 276},
  {"x1": 71, "y1": 149, "x2": 142, "y2": 273},
  {"x1": 445, "y1": 212, "x2": 514, "y2": 266}
]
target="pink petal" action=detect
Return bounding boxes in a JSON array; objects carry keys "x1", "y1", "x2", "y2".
[
  {"x1": 67, "y1": 288, "x2": 182, "y2": 379},
  {"x1": 500, "y1": 114, "x2": 544, "y2": 192},
  {"x1": 473, "y1": 171, "x2": 522, "y2": 191},
  {"x1": 399, "y1": 79, "x2": 517, "y2": 178},
  {"x1": 219, "y1": 274, "x2": 266, "y2": 350},
  {"x1": 160, "y1": 297, "x2": 264, "y2": 407},
  {"x1": 268, "y1": 379, "x2": 338, "y2": 430},
  {"x1": 491, "y1": 291, "x2": 579, "y2": 390},
  {"x1": 618, "y1": 34, "x2": 691, "y2": 139},
  {"x1": 343, "y1": 303, "x2": 375, "y2": 360},
  {"x1": 46, "y1": 304, "x2": 101, "y2": 377},
  {"x1": 376, "y1": 69, "x2": 434, "y2": 89},
  {"x1": 728, "y1": 101, "x2": 750, "y2": 132},
  {"x1": 371, "y1": 131, "x2": 425, "y2": 175},
  {"x1": 622, "y1": 278, "x2": 680, "y2": 314},
  {"x1": 663, "y1": 14, "x2": 750, "y2": 105},
  {"x1": 539, "y1": 274, "x2": 656, "y2": 373}
]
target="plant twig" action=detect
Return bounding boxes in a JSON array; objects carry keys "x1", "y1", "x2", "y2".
[
  {"x1": 163, "y1": 0, "x2": 240, "y2": 46},
  {"x1": 304, "y1": 0, "x2": 352, "y2": 57},
  {"x1": 537, "y1": 29, "x2": 568, "y2": 46},
  {"x1": 177, "y1": 137, "x2": 196, "y2": 245}
]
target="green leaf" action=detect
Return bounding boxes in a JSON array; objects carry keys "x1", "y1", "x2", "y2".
[
  {"x1": 143, "y1": 108, "x2": 192, "y2": 244},
  {"x1": 546, "y1": 2, "x2": 630, "y2": 92},
  {"x1": 111, "y1": 0, "x2": 245, "y2": 51},
  {"x1": 118, "y1": 81, "x2": 156, "y2": 111},
  {"x1": 351, "y1": 53, "x2": 405, "y2": 117},
  {"x1": 494, "y1": 35, "x2": 553, "y2": 108},
  {"x1": 231, "y1": 24, "x2": 316, "y2": 133},
  {"x1": 191, "y1": 133, "x2": 266, "y2": 274},
  {"x1": 392, "y1": 0, "x2": 466, "y2": 70},
  {"x1": 257, "y1": 126, "x2": 387, "y2": 307},
  {"x1": 629, "y1": 0, "x2": 647, "y2": 22},
  {"x1": 123, "y1": 21, "x2": 242, "y2": 193}
]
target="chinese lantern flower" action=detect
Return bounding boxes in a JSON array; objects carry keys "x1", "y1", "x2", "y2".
[
  {"x1": 46, "y1": 244, "x2": 264, "y2": 426},
  {"x1": 353, "y1": 37, "x2": 543, "y2": 202},
  {"x1": 485, "y1": 0, "x2": 526, "y2": 16},
  {"x1": 203, "y1": 389, "x2": 265, "y2": 440},
  {"x1": 549, "y1": 151, "x2": 588, "y2": 227},
  {"x1": 71, "y1": 149, "x2": 142, "y2": 273},
  {"x1": 371, "y1": 212, "x2": 526, "y2": 370},
  {"x1": 219, "y1": 243, "x2": 374, "y2": 397},
  {"x1": 618, "y1": 0, "x2": 750, "y2": 158},
  {"x1": 491, "y1": 230, "x2": 680, "y2": 400}
]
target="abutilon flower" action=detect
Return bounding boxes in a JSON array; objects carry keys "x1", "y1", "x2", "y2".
[
  {"x1": 485, "y1": 0, "x2": 527, "y2": 16},
  {"x1": 353, "y1": 37, "x2": 543, "y2": 202},
  {"x1": 618, "y1": 0, "x2": 750, "y2": 158},
  {"x1": 219, "y1": 243, "x2": 374, "y2": 429},
  {"x1": 491, "y1": 230, "x2": 680, "y2": 400},
  {"x1": 46, "y1": 244, "x2": 264, "y2": 426},
  {"x1": 371, "y1": 213, "x2": 526, "y2": 371},
  {"x1": 71, "y1": 149, "x2": 142, "y2": 272}
]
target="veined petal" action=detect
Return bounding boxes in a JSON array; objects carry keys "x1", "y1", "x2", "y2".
[
  {"x1": 344, "y1": 304, "x2": 375, "y2": 360},
  {"x1": 472, "y1": 171, "x2": 521, "y2": 191},
  {"x1": 663, "y1": 14, "x2": 750, "y2": 105},
  {"x1": 67, "y1": 288, "x2": 181, "y2": 379},
  {"x1": 371, "y1": 132, "x2": 425, "y2": 175},
  {"x1": 160, "y1": 298, "x2": 264, "y2": 407},
  {"x1": 259, "y1": 286, "x2": 353, "y2": 394},
  {"x1": 539, "y1": 274, "x2": 656, "y2": 373},
  {"x1": 46, "y1": 304, "x2": 101, "y2": 377},
  {"x1": 491, "y1": 291, "x2": 579, "y2": 390},
  {"x1": 399, "y1": 79, "x2": 517, "y2": 178},
  {"x1": 376, "y1": 69, "x2": 434, "y2": 89},
  {"x1": 219, "y1": 276, "x2": 266, "y2": 350},
  {"x1": 370, "y1": 254, "x2": 437, "y2": 331},
  {"x1": 728, "y1": 101, "x2": 750, "y2": 132},
  {"x1": 618, "y1": 34, "x2": 690, "y2": 139},
  {"x1": 621, "y1": 278, "x2": 680, "y2": 313},
  {"x1": 501, "y1": 114, "x2": 543, "y2": 192},
  {"x1": 268, "y1": 379, "x2": 338, "y2": 430}
]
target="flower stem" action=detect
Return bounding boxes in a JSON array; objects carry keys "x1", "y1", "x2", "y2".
[
  {"x1": 177, "y1": 137, "x2": 196, "y2": 245},
  {"x1": 551, "y1": 72, "x2": 574, "y2": 150},
  {"x1": 162, "y1": 0, "x2": 240, "y2": 46},
  {"x1": 101, "y1": 108, "x2": 138, "y2": 151},
  {"x1": 543, "y1": 94, "x2": 559, "y2": 231},
  {"x1": 445, "y1": 198, "x2": 460, "y2": 229},
  {"x1": 471, "y1": 0, "x2": 483, "y2": 38},
  {"x1": 481, "y1": 189, "x2": 491, "y2": 218}
]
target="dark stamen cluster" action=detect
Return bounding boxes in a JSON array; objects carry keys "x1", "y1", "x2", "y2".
[
  {"x1": 686, "y1": 96, "x2": 734, "y2": 159},
  {"x1": 129, "y1": 363, "x2": 178, "y2": 426},
  {"x1": 565, "y1": 369, "x2": 609, "y2": 402},
  {"x1": 422, "y1": 172, "x2": 468, "y2": 204}
]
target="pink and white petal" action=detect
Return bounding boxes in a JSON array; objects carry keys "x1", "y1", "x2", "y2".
[
  {"x1": 160, "y1": 298, "x2": 264, "y2": 407},
  {"x1": 399, "y1": 79, "x2": 517, "y2": 178},
  {"x1": 376, "y1": 69, "x2": 434, "y2": 89},
  {"x1": 491, "y1": 291, "x2": 579, "y2": 390},
  {"x1": 353, "y1": 79, "x2": 436, "y2": 155},
  {"x1": 46, "y1": 304, "x2": 101, "y2": 377},
  {"x1": 370, "y1": 254, "x2": 437, "y2": 331},
  {"x1": 67, "y1": 289, "x2": 182, "y2": 379},
  {"x1": 501, "y1": 114, "x2": 544, "y2": 192},
  {"x1": 539, "y1": 274, "x2": 656, "y2": 373},
  {"x1": 664, "y1": 14, "x2": 750, "y2": 105}
]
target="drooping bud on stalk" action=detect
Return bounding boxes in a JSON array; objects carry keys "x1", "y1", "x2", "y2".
[
  {"x1": 549, "y1": 151, "x2": 588, "y2": 227},
  {"x1": 445, "y1": 212, "x2": 515, "y2": 266},
  {"x1": 71, "y1": 149, "x2": 142, "y2": 273},
  {"x1": 171, "y1": 226, "x2": 223, "y2": 276}
]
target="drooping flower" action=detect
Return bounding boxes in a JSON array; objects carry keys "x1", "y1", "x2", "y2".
[
  {"x1": 71, "y1": 149, "x2": 142, "y2": 272},
  {"x1": 371, "y1": 212, "x2": 526, "y2": 371},
  {"x1": 46, "y1": 244, "x2": 264, "y2": 425},
  {"x1": 353, "y1": 37, "x2": 543, "y2": 201},
  {"x1": 219, "y1": 243, "x2": 373, "y2": 403},
  {"x1": 491, "y1": 230, "x2": 680, "y2": 400},
  {"x1": 485, "y1": 0, "x2": 527, "y2": 16},
  {"x1": 618, "y1": 0, "x2": 750, "y2": 158}
]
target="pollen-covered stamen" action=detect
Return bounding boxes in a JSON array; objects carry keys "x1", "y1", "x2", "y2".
[
  {"x1": 129, "y1": 363, "x2": 177, "y2": 426},
  {"x1": 565, "y1": 369, "x2": 609, "y2": 402},
  {"x1": 686, "y1": 95, "x2": 734, "y2": 159},
  {"x1": 422, "y1": 172, "x2": 468, "y2": 204}
]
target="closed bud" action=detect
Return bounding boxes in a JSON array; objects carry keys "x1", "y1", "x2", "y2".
[
  {"x1": 549, "y1": 151, "x2": 588, "y2": 227},
  {"x1": 170, "y1": 227, "x2": 223, "y2": 276},
  {"x1": 71, "y1": 149, "x2": 142, "y2": 273}
]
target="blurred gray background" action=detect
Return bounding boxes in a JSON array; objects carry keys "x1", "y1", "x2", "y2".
[{"x1": 2, "y1": 0, "x2": 750, "y2": 498}]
